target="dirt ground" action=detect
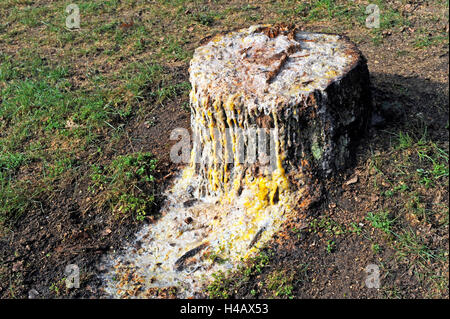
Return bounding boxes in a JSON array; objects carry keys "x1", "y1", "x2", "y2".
[{"x1": 0, "y1": 0, "x2": 448, "y2": 299}]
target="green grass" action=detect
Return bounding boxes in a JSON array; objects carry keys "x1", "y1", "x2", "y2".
[
  {"x1": 207, "y1": 249, "x2": 273, "y2": 298},
  {"x1": 207, "y1": 270, "x2": 233, "y2": 299},
  {"x1": 366, "y1": 210, "x2": 396, "y2": 234},
  {"x1": 0, "y1": 31, "x2": 191, "y2": 225},
  {"x1": 193, "y1": 11, "x2": 217, "y2": 26},
  {"x1": 366, "y1": 128, "x2": 448, "y2": 294},
  {"x1": 360, "y1": 123, "x2": 448, "y2": 296},
  {"x1": 90, "y1": 152, "x2": 157, "y2": 221},
  {"x1": 206, "y1": 249, "x2": 308, "y2": 299},
  {"x1": 308, "y1": 215, "x2": 363, "y2": 237},
  {"x1": 0, "y1": 53, "x2": 118, "y2": 137},
  {"x1": 326, "y1": 240, "x2": 336, "y2": 253},
  {"x1": 0, "y1": 179, "x2": 36, "y2": 226},
  {"x1": 0, "y1": 51, "x2": 162, "y2": 225},
  {"x1": 395, "y1": 229, "x2": 439, "y2": 264},
  {"x1": 298, "y1": 0, "x2": 361, "y2": 23},
  {"x1": 371, "y1": 243, "x2": 381, "y2": 254},
  {"x1": 122, "y1": 62, "x2": 191, "y2": 110},
  {"x1": 265, "y1": 269, "x2": 295, "y2": 298},
  {"x1": 242, "y1": 250, "x2": 272, "y2": 277},
  {"x1": 414, "y1": 33, "x2": 449, "y2": 49}
]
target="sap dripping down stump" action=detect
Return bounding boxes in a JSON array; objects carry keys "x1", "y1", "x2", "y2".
[{"x1": 188, "y1": 24, "x2": 373, "y2": 199}]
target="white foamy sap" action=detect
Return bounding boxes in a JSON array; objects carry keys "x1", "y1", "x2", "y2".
[
  {"x1": 189, "y1": 26, "x2": 358, "y2": 114},
  {"x1": 101, "y1": 169, "x2": 295, "y2": 298}
]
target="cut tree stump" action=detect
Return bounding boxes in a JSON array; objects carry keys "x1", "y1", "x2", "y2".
[
  {"x1": 188, "y1": 24, "x2": 373, "y2": 198},
  {"x1": 100, "y1": 25, "x2": 374, "y2": 298}
]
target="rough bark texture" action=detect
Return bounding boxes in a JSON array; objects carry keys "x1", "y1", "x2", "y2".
[{"x1": 284, "y1": 53, "x2": 373, "y2": 178}]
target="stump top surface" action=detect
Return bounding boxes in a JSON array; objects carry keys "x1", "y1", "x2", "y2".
[{"x1": 190, "y1": 25, "x2": 361, "y2": 112}]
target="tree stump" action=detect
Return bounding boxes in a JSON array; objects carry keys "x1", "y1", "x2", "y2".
[
  {"x1": 101, "y1": 25, "x2": 374, "y2": 298},
  {"x1": 188, "y1": 24, "x2": 372, "y2": 200}
]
